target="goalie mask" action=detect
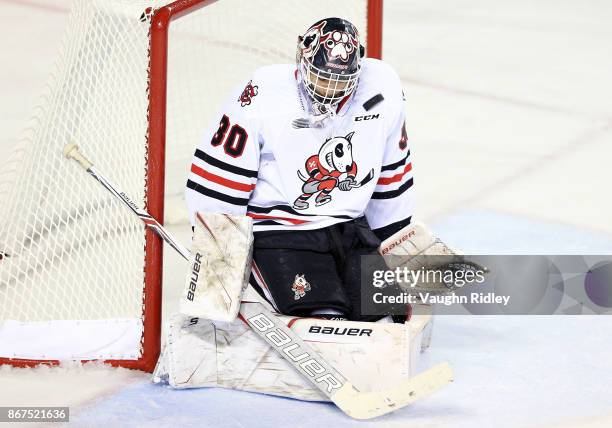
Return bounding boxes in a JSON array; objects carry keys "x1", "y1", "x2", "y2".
[{"x1": 296, "y1": 18, "x2": 364, "y2": 107}]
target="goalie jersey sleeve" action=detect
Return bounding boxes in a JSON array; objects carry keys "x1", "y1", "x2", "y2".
[
  {"x1": 185, "y1": 78, "x2": 261, "y2": 226},
  {"x1": 365, "y1": 76, "x2": 415, "y2": 233}
]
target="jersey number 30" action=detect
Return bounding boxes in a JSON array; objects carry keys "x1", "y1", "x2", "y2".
[{"x1": 211, "y1": 114, "x2": 248, "y2": 158}]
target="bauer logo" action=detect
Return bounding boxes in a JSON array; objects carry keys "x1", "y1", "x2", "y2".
[
  {"x1": 308, "y1": 325, "x2": 373, "y2": 336},
  {"x1": 187, "y1": 252, "x2": 203, "y2": 301},
  {"x1": 247, "y1": 313, "x2": 344, "y2": 394},
  {"x1": 119, "y1": 192, "x2": 139, "y2": 211},
  {"x1": 380, "y1": 230, "x2": 415, "y2": 255}
]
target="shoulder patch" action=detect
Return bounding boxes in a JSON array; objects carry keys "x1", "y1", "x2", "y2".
[
  {"x1": 238, "y1": 80, "x2": 259, "y2": 107},
  {"x1": 363, "y1": 93, "x2": 384, "y2": 111}
]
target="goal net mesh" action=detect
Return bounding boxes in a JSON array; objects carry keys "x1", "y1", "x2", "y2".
[{"x1": 0, "y1": 0, "x2": 370, "y2": 362}]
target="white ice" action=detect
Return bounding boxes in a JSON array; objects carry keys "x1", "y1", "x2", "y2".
[{"x1": 1, "y1": 0, "x2": 612, "y2": 427}]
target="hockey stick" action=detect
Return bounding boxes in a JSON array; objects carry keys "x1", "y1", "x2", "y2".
[
  {"x1": 63, "y1": 143, "x2": 453, "y2": 420},
  {"x1": 297, "y1": 168, "x2": 374, "y2": 189},
  {"x1": 63, "y1": 144, "x2": 190, "y2": 260},
  {"x1": 348, "y1": 168, "x2": 374, "y2": 188}
]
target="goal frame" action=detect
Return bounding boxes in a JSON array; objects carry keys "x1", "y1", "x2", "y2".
[{"x1": 0, "y1": 0, "x2": 383, "y2": 372}]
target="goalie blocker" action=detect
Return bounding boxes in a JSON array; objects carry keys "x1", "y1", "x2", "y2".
[
  {"x1": 379, "y1": 220, "x2": 489, "y2": 296},
  {"x1": 180, "y1": 212, "x2": 253, "y2": 322}
]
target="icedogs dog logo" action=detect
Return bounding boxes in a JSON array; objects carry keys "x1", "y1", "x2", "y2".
[
  {"x1": 293, "y1": 132, "x2": 373, "y2": 210},
  {"x1": 292, "y1": 274, "x2": 312, "y2": 300}
]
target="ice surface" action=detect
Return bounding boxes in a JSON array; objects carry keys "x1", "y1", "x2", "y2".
[{"x1": 61, "y1": 215, "x2": 612, "y2": 428}]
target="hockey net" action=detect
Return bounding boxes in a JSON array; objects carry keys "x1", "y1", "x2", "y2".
[{"x1": 0, "y1": 0, "x2": 382, "y2": 371}]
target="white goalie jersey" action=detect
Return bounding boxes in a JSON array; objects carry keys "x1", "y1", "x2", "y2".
[{"x1": 185, "y1": 58, "x2": 414, "y2": 232}]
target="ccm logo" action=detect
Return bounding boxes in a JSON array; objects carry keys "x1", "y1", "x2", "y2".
[
  {"x1": 186, "y1": 252, "x2": 203, "y2": 301},
  {"x1": 380, "y1": 230, "x2": 416, "y2": 255},
  {"x1": 354, "y1": 114, "x2": 380, "y2": 121},
  {"x1": 309, "y1": 325, "x2": 372, "y2": 336},
  {"x1": 248, "y1": 313, "x2": 344, "y2": 393}
]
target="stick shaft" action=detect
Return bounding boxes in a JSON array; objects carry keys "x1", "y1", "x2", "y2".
[
  {"x1": 64, "y1": 143, "x2": 190, "y2": 260},
  {"x1": 89, "y1": 165, "x2": 191, "y2": 260}
]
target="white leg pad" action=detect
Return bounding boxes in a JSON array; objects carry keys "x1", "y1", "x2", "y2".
[{"x1": 153, "y1": 310, "x2": 429, "y2": 401}]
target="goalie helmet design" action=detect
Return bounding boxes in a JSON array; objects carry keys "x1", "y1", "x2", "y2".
[{"x1": 296, "y1": 17, "x2": 364, "y2": 107}]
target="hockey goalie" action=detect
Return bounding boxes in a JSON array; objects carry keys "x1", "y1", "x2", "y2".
[{"x1": 153, "y1": 17, "x2": 481, "y2": 416}]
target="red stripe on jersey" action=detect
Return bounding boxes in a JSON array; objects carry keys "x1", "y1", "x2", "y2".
[
  {"x1": 191, "y1": 164, "x2": 255, "y2": 192},
  {"x1": 247, "y1": 213, "x2": 310, "y2": 225},
  {"x1": 377, "y1": 163, "x2": 412, "y2": 185},
  {"x1": 336, "y1": 93, "x2": 351, "y2": 113}
]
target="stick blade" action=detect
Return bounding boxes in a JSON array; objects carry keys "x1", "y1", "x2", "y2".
[{"x1": 332, "y1": 362, "x2": 453, "y2": 420}]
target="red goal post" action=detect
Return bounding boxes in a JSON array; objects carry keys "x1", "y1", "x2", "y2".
[{"x1": 0, "y1": 0, "x2": 383, "y2": 372}]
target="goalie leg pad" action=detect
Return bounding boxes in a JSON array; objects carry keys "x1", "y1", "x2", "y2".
[{"x1": 153, "y1": 310, "x2": 428, "y2": 401}]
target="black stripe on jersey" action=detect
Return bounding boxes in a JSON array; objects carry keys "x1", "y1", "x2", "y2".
[
  {"x1": 186, "y1": 179, "x2": 249, "y2": 206},
  {"x1": 248, "y1": 204, "x2": 353, "y2": 219},
  {"x1": 194, "y1": 149, "x2": 258, "y2": 178},
  {"x1": 363, "y1": 93, "x2": 384, "y2": 111},
  {"x1": 372, "y1": 216, "x2": 412, "y2": 241},
  {"x1": 252, "y1": 220, "x2": 286, "y2": 227},
  {"x1": 371, "y1": 178, "x2": 414, "y2": 200},
  {"x1": 381, "y1": 150, "x2": 410, "y2": 172}
]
